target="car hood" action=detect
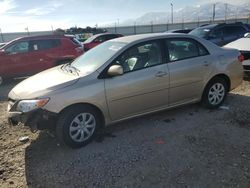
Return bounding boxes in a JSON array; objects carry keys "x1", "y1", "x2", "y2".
[
  {"x1": 8, "y1": 66, "x2": 81, "y2": 100},
  {"x1": 224, "y1": 38, "x2": 250, "y2": 51}
]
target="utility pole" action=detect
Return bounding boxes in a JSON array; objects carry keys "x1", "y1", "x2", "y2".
[
  {"x1": 25, "y1": 27, "x2": 30, "y2": 36},
  {"x1": 134, "y1": 21, "x2": 137, "y2": 34},
  {"x1": 151, "y1": 21, "x2": 153, "y2": 33},
  {"x1": 235, "y1": 8, "x2": 238, "y2": 22},
  {"x1": 212, "y1": 4, "x2": 216, "y2": 22},
  {"x1": 182, "y1": 12, "x2": 184, "y2": 29},
  {"x1": 224, "y1": 3, "x2": 228, "y2": 22},
  {"x1": 0, "y1": 28, "x2": 4, "y2": 42},
  {"x1": 170, "y1": 3, "x2": 173, "y2": 24}
]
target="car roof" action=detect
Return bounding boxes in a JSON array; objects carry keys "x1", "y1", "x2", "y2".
[
  {"x1": 198, "y1": 22, "x2": 248, "y2": 29},
  {"x1": 198, "y1": 24, "x2": 218, "y2": 29},
  {"x1": 111, "y1": 33, "x2": 191, "y2": 43},
  {"x1": 93, "y1": 33, "x2": 121, "y2": 38},
  {"x1": 14, "y1": 35, "x2": 69, "y2": 41}
]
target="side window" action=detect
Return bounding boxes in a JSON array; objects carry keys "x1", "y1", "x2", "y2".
[
  {"x1": 197, "y1": 43, "x2": 209, "y2": 56},
  {"x1": 115, "y1": 41, "x2": 162, "y2": 73},
  {"x1": 5, "y1": 41, "x2": 29, "y2": 54},
  {"x1": 223, "y1": 26, "x2": 246, "y2": 37},
  {"x1": 166, "y1": 39, "x2": 200, "y2": 61},
  {"x1": 31, "y1": 39, "x2": 60, "y2": 51},
  {"x1": 232, "y1": 26, "x2": 247, "y2": 36},
  {"x1": 106, "y1": 35, "x2": 117, "y2": 40},
  {"x1": 211, "y1": 28, "x2": 223, "y2": 38},
  {"x1": 94, "y1": 36, "x2": 105, "y2": 43}
]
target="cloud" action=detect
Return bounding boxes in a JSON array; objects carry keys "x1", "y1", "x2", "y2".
[
  {"x1": 197, "y1": 0, "x2": 250, "y2": 5},
  {"x1": 24, "y1": 1, "x2": 63, "y2": 16},
  {"x1": 24, "y1": 8, "x2": 51, "y2": 16},
  {"x1": 0, "y1": 0, "x2": 17, "y2": 14},
  {"x1": 0, "y1": 14, "x2": 72, "y2": 32}
]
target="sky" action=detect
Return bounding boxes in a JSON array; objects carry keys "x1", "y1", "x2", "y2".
[{"x1": 0, "y1": 0, "x2": 249, "y2": 33}]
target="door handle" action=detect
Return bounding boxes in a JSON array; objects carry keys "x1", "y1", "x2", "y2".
[{"x1": 155, "y1": 71, "x2": 167, "y2": 77}]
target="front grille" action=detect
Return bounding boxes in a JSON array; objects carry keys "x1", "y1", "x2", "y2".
[{"x1": 241, "y1": 51, "x2": 250, "y2": 60}]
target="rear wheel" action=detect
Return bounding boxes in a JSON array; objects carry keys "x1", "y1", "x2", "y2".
[
  {"x1": 202, "y1": 77, "x2": 228, "y2": 109},
  {"x1": 56, "y1": 105, "x2": 101, "y2": 148}
]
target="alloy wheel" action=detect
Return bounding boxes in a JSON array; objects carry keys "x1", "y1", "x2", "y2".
[
  {"x1": 69, "y1": 113, "x2": 96, "y2": 142},
  {"x1": 208, "y1": 83, "x2": 225, "y2": 106}
]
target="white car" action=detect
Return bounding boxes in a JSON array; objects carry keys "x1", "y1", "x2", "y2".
[{"x1": 224, "y1": 33, "x2": 250, "y2": 76}]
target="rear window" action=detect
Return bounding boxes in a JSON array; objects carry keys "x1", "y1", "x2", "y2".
[
  {"x1": 223, "y1": 26, "x2": 247, "y2": 36},
  {"x1": 189, "y1": 28, "x2": 210, "y2": 38},
  {"x1": 70, "y1": 37, "x2": 82, "y2": 46}
]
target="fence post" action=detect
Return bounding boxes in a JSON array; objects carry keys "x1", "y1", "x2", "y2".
[{"x1": 151, "y1": 21, "x2": 153, "y2": 33}]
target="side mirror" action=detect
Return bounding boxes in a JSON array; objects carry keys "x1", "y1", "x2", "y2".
[
  {"x1": 244, "y1": 33, "x2": 250, "y2": 38},
  {"x1": 107, "y1": 65, "x2": 124, "y2": 76}
]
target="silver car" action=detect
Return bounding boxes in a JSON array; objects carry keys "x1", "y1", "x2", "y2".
[{"x1": 7, "y1": 33, "x2": 243, "y2": 148}]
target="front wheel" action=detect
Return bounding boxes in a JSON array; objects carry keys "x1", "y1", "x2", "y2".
[
  {"x1": 201, "y1": 77, "x2": 228, "y2": 109},
  {"x1": 56, "y1": 105, "x2": 101, "y2": 148}
]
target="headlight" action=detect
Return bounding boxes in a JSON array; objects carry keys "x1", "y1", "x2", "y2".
[{"x1": 16, "y1": 98, "x2": 50, "y2": 113}]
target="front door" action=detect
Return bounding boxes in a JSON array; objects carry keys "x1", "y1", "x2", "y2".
[
  {"x1": 104, "y1": 40, "x2": 170, "y2": 121},
  {"x1": 0, "y1": 40, "x2": 32, "y2": 78}
]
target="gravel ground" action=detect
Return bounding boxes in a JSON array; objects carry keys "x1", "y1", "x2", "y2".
[{"x1": 0, "y1": 80, "x2": 250, "y2": 188}]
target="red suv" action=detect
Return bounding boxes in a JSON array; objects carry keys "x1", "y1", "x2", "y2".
[
  {"x1": 0, "y1": 35, "x2": 84, "y2": 81},
  {"x1": 83, "y1": 33, "x2": 123, "y2": 51}
]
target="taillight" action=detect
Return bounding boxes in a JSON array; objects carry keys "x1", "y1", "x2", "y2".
[{"x1": 238, "y1": 54, "x2": 244, "y2": 62}]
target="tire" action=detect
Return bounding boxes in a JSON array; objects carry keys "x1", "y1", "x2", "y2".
[
  {"x1": 56, "y1": 105, "x2": 101, "y2": 148},
  {"x1": 201, "y1": 77, "x2": 228, "y2": 109}
]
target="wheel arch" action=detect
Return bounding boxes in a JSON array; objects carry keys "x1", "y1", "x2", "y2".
[
  {"x1": 205, "y1": 74, "x2": 231, "y2": 92},
  {"x1": 58, "y1": 103, "x2": 105, "y2": 127}
]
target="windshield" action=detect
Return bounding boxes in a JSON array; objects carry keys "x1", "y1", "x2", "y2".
[
  {"x1": 84, "y1": 35, "x2": 97, "y2": 43},
  {"x1": 72, "y1": 41, "x2": 126, "y2": 73},
  {"x1": 189, "y1": 28, "x2": 210, "y2": 38}
]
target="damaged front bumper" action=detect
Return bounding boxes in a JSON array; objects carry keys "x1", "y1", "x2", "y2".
[{"x1": 7, "y1": 99, "x2": 57, "y2": 131}]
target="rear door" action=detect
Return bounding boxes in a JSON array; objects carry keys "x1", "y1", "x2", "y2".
[
  {"x1": 28, "y1": 39, "x2": 61, "y2": 73},
  {"x1": 105, "y1": 40, "x2": 170, "y2": 120},
  {"x1": 166, "y1": 38, "x2": 213, "y2": 106}
]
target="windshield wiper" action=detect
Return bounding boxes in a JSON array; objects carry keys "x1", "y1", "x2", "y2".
[{"x1": 61, "y1": 63, "x2": 80, "y2": 76}]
